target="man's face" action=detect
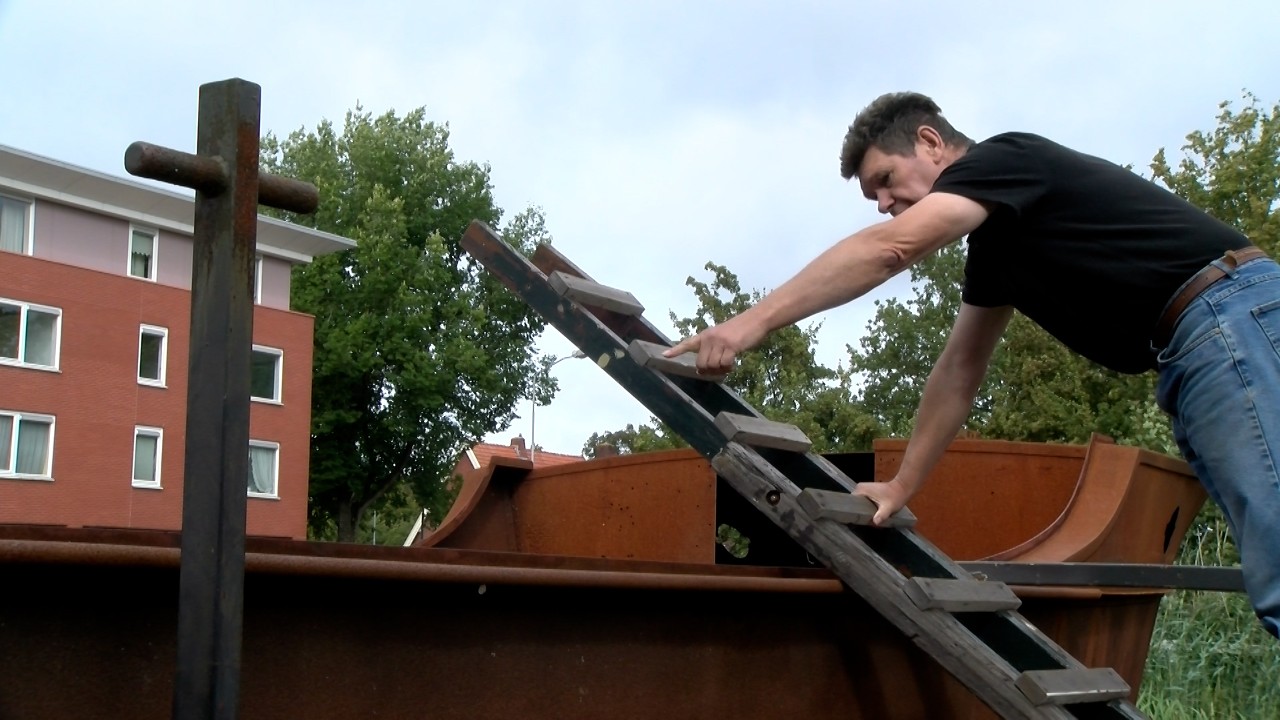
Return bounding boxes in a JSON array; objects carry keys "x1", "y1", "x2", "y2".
[{"x1": 857, "y1": 138, "x2": 947, "y2": 217}]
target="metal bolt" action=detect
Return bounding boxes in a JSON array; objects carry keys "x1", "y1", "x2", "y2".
[{"x1": 766, "y1": 490, "x2": 781, "y2": 506}]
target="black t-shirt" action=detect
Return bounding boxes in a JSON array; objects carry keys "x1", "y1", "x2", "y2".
[{"x1": 930, "y1": 132, "x2": 1249, "y2": 373}]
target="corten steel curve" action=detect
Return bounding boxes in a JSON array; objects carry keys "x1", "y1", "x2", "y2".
[{"x1": 0, "y1": 436, "x2": 1206, "y2": 720}]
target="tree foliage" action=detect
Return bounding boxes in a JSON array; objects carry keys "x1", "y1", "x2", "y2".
[
  {"x1": 582, "y1": 422, "x2": 685, "y2": 458},
  {"x1": 1151, "y1": 91, "x2": 1280, "y2": 254},
  {"x1": 260, "y1": 107, "x2": 552, "y2": 541},
  {"x1": 845, "y1": 243, "x2": 968, "y2": 437}
]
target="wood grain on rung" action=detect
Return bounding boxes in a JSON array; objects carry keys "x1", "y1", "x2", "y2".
[
  {"x1": 903, "y1": 577, "x2": 1022, "y2": 612},
  {"x1": 547, "y1": 271, "x2": 645, "y2": 315},
  {"x1": 1015, "y1": 668, "x2": 1130, "y2": 706},
  {"x1": 796, "y1": 487, "x2": 916, "y2": 528},
  {"x1": 713, "y1": 412, "x2": 812, "y2": 452},
  {"x1": 627, "y1": 340, "x2": 727, "y2": 382}
]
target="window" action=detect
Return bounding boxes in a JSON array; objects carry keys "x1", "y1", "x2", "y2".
[
  {"x1": 138, "y1": 325, "x2": 168, "y2": 386},
  {"x1": 0, "y1": 298, "x2": 60, "y2": 370},
  {"x1": 129, "y1": 227, "x2": 157, "y2": 280},
  {"x1": 132, "y1": 427, "x2": 163, "y2": 488},
  {"x1": 251, "y1": 346, "x2": 282, "y2": 403},
  {"x1": 248, "y1": 441, "x2": 278, "y2": 497},
  {"x1": 0, "y1": 195, "x2": 31, "y2": 254},
  {"x1": 0, "y1": 410, "x2": 55, "y2": 479}
]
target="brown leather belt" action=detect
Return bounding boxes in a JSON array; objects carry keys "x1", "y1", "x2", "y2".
[{"x1": 1153, "y1": 245, "x2": 1268, "y2": 349}]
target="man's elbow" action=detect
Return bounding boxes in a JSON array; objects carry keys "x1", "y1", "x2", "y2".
[{"x1": 874, "y1": 244, "x2": 910, "y2": 276}]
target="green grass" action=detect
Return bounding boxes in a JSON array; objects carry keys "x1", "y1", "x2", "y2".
[{"x1": 1137, "y1": 506, "x2": 1280, "y2": 718}]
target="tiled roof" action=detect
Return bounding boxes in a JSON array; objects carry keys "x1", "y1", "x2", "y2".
[{"x1": 466, "y1": 441, "x2": 583, "y2": 470}]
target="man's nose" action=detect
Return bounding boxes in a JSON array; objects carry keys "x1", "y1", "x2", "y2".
[{"x1": 877, "y1": 194, "x2": 894, "y2": 215}]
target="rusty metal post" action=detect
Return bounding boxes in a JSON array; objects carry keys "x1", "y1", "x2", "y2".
[{"x1": 124, "y1": 78, "x2": 317, "y2": 720}]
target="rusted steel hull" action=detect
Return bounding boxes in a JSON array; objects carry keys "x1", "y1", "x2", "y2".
[
  {"x1": 1, "y1": 529, "x2": 1163, "y2": 720},
  {"x1": 0, "y1": 437, "x2": 1206, "y2": 719},
  {"x1": 419, "y1": 435, "x2": 1206, "y2": 707}
]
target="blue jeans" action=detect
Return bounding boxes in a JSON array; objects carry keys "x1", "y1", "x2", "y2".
[{"x1": 1156, "y1": 256, "x2": 1280, "y2": 639}]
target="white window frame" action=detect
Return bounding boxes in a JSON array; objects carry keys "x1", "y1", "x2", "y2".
[
  {"x1": 0, "y1": 410, "x2": 55, "y2": 481},
  {"x1": 0, "y1": 192, "x2": 34, "y2": 255},
  {"x1": 0, "y1": 297, "x2": 61, "y2": 371},
  {"x1": 248, "y1": 440, "x2": 279, "y2": 498},
  {"x1": 132, "y1": 426, "x2": 163, "y2": 489},
  {"x1": 250, "y1": 345, "x2": 283, "y2": 404},
  {"x1": 254, "y1": 254, "x2": 263, "y2": 304},
  {"x1": 127, "y1": 225, "x2": 158, "y2": 281},
  {"x1": 137, "y1": 324, "x2": 169, "y2": 387}
]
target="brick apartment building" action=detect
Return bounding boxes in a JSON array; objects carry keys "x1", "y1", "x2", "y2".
[{"x1": 0, "y1": 144, "x2": 352, "y2": 539}]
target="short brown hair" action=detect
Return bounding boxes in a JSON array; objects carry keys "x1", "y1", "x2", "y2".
[{"x1": 840, "y1": 92, "x2": 971, "y2": 179}]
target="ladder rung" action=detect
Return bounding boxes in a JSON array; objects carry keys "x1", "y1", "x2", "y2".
[
  {"x1": 904, "y1": 577, "x2": 1022, "y2": 612},
  {"x1": 628, "y1": 340, "x2": 726, "y2": 382},
  {"x1": 1015, "y1": 668, "x2": 1130, "y2": 705},
  {"x1": 714, "y1": 412, "x2": 812, "y2": 452},
  {"x1": 796, "y1": 488, "x2": 916, "y2": 528},
  {"x1": 548, "y1": 271, "x2": 645, "y2": 315}
]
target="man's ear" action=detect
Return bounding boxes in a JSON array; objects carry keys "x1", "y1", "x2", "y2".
[{"x1": 917, "y1": 125, "x2": 945, "y2": 160}]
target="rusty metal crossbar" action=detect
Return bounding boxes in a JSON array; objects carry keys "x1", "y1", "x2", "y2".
[
  {"x1": 460, "y1": 220, "x2": 1148, "y2": 720},
  {"x1": 961, "y1": 562, "x2": 1245, "y2": 593}
]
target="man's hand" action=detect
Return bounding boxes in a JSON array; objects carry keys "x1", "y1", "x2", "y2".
[
  {"x1": 663, "y1": 314, "x2": 768, "y2": 375},
  {"x1": 853, "y1": 478, "x2": 914, "y2": 526}
]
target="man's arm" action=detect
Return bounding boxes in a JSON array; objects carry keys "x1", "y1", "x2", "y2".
[
  {"x1": 854, "y1": 302, "x2": 1014, "y2": 525},
  {"x1": 664, "y1": 192, "x2": 991, "y2": 373}
]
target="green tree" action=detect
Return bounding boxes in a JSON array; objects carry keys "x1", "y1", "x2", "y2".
[
  {"x1": 846, "y1": 243, "x2": 968, "y2": 437},
  {"x1": 1151, "y1": 91, "x2": 1280, "y2": 254},
  {"x1": 582, "y1": 422, "x2": 685, "y2": 458},
  {"x1": 981, "y1": 317, "x2": 1167, "y2": 449},
  {"x1": 260, "y1": 107, "x2": 552, "y2": 542}
]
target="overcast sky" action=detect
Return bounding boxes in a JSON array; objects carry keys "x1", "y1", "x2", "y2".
[{"x1": 4, "y1": 1, "x2": 1280, "y2": 456}]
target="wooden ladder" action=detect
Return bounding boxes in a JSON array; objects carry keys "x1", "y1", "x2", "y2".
[{"x1": 461, "y1": 220, "x2": 1147, "y2": 720}]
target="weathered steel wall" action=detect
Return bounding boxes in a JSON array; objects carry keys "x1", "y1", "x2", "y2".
[{"x1": 0, "y1": 530, "x2": 1165, "y2": 720}]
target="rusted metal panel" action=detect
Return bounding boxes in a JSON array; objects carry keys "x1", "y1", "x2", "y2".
[
  {"x1": 0, "y1": 531, "x2": 1169, "y2": 720},
  {"x1": 423, "y1": 451, "x2": 718, "y2": 564},
  {"x1": 510, "y1": 451, "x2": 718, "y2": 563},
  {"x1": 863, "y1": 438, "x2": 1089, "y2": 560}
]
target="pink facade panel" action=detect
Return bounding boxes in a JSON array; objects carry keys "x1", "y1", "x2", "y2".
[
  {"x1": 156, "y1": 227, "x2": 193, "y2": 288},
  {"x1": 33, "y1": 201, "x2": 125, "y2": 275},
  {"x1": 29, "y1": 198, "x2": 295, "y2": 310},
  {"x1": 258, "y1": 254, "x2": 293, "y2": 310}
]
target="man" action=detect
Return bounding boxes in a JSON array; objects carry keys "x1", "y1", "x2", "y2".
[{"x1": 664, "y1": 91, "x2": 1280, "y2": 640}]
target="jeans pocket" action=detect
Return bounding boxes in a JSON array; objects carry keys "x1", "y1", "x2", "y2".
[
  {"x1": 1156, "y1": 323, "x2": 1221, "y2": 367},
  {"x1": 1253, "y1": 298, "x2": 1280, "y2": 356}
]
